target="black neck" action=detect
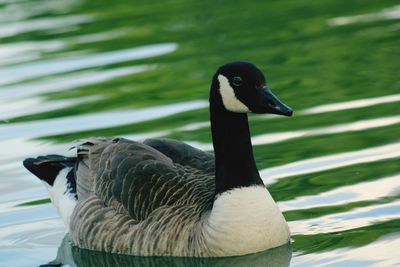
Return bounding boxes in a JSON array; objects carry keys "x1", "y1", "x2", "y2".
[{"x1": 210, "y1": 78, "x2": 264, "y2": 195}]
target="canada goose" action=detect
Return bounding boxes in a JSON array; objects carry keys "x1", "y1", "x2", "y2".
[{"x1": 23, "y1": 61, "x2": 293, "y2": 257}]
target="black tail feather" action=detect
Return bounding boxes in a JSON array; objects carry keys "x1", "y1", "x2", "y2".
[{"x1": 23, "y1": 155, "x2": 76, "y2": 186}]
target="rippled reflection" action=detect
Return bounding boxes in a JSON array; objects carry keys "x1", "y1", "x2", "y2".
[
  {"x1": 260, "y1": 142, "x2": 400, "y2": 183},
  {"x1": 292, "y1": 233, "x2": 400, "y2": 267},
  {"x1": 1, "y1": 0, "x2": 400, "y2": 266},
  {"x1": 44, "y1": 236, "x2": 292, "y2": 267},
  {"x1": 280, "y1": 174, "x2": 400, "y2": 211},
  {"x1": 0, "y1": 43, "x2": 177, "y2": 85},
  {"x1": 0, "y1": 101, "x2": 207, "y2": 139},
  {"x1": 328, "y1": 4, "x2": 400, "y2": 26},
  {"x1": 301, "y1": 94, "x2": 400, "y2": 115}
]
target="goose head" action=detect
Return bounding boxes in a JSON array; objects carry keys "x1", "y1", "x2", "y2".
[{"x1": 213, "y1": 61, "x2": 293, "y2": 116}]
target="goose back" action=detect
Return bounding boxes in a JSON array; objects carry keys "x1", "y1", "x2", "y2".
[{"x1": 70, "y1": 137, "x2": 216, "y2": 256}]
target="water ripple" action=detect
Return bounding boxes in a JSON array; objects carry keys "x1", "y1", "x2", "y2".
[
  {"x1": 280, "y1": 174, "x2": 400, "y2": 211},
  {"x1": 328, "y1": 5, "x2": 400, "y2": 26},
  {"x1": 0, "y1": 95, "x2": 101, "y2": 120},
  {"x1": 292, "y1": 233, "x2": 400, "y2": 267},
  {"x1": 302, "y1": 94, "x2": 400, "y2": 115},
  {"x1": 0, "y1": 43, "x2": 177, "y2": 85},
  {"x1": 261, "y1": 142, "x2": 400, "y2": 184},
  {"x1": 253, "y1": 115, "x2": 400, "y2": 146},
  {"x1": 289, "y1": 201, "x2": 400, "y2": 235},
  {"x1": 0, "y1": 101, "x2": 208, "y2": 139},
  {"x1": 0, "y1": 14, "x2": 92, "y2": 38},
  {"x1": 0, "y1": 66, "x2": 148, "y2": 102}
]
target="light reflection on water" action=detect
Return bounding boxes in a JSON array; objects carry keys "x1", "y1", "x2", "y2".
[
  {"x1": 301, "y1": 94, "x2": 400, "y2": 115},
  {"x1": 0, "y1": 101, "x2": 207, "y2": 139},
  {"x1": 252, "y1": 115, "x2": 400, "y2": 146},
  {"x1": 0, "y1": 95, "x2": 101, "y2": 120},
  {"x1": 0, "y1": 43, "x2": 177, "y2": 85},
  {"x1": 0, "y1": 30, "x2": 125, "y2": 66},
  {"x1": 289, "y1": 201, "x2": 400, "y2": 235},
  {"x1": 260, "y1": 142, "x2": 400, "y2": 183},
  {"x1": 0, "y1": 66, "x2": 148, "y2": 101},
  {"x1": 0, "y1": 15, "x2": 92, "y2": 38},
  {"x1": 292, "y1": 233, "x2": 400, "y2": 267},
  {"x1": 280, "y1": 174, "x2": 400, "y2": 211},
  {"x1": 328, "y1": 4, "x2": 400, "y2": 26},
  {"x1": 1, "y1": 0, "x2": 399, "y2": 266}
]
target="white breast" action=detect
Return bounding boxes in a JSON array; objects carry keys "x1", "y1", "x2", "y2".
[{"x1": 204, "y1": 185, "x2": 290, "y2": 256}]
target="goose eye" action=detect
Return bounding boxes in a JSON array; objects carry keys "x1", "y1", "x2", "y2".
[{"x1": 232, "y1": 76, "x2": 243, "y2": 86}]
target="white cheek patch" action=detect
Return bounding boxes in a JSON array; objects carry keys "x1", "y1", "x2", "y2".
[{"x1": 218, "y1": 75, "x2": 250, "y2": 113}]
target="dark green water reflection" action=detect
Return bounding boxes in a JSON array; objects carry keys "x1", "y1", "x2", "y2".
[{"x1": 45, "y1": 236, "x2": 291, "y2": 267}]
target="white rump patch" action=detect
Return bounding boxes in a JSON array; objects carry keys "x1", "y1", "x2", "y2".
[
  {"x1": 42, "y1": 167, "x2": 77, "y2": 231},
  {"x1": 218, "y1": 74, "x2": 250, "y2": 113},
  {"x1": 204, "y1": 185, "x2": 290, "y2": 256}
]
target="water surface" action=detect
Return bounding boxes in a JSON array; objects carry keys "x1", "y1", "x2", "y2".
[{"x1": 1, "y1": 0, "x2": 399, "y2": 266}]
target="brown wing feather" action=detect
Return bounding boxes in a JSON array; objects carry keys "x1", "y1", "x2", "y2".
[
  {"x1": 73, "y1": 137, "x2": 215, "y2": 222},
  {"x1": 143, "y1": 138, "x2": 215, "y2": 173}
]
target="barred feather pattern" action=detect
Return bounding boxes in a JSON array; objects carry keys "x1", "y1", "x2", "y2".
[{"x1": 70, "y1": 137, "x2": 220, "y2": 256}]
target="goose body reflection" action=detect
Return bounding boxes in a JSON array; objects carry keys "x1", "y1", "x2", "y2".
[{"x1": 45, "y1": 235, "x2": 292, "y2": 267}]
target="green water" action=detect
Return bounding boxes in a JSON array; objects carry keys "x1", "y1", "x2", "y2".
[{"x1": 1, "y1": 0, "x2": 400, "y2": 266}]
